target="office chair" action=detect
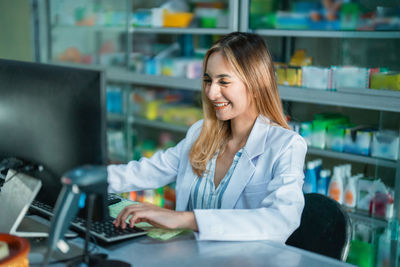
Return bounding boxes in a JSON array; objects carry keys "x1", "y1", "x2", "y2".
[{"x1": 286, "y1": 193, "x2": 352, "y2": 261}]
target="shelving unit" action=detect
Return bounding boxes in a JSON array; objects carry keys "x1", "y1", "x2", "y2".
[{"x1": 36, "y1": 1, "x2": 400, "y2": 264}]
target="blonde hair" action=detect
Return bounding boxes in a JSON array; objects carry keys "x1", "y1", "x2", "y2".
[{"x1": 189, "y1": 32, "x2": 289, "y2": 177}]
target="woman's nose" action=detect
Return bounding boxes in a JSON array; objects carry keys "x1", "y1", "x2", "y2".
[{"x1": 207, "y1": 83, "x2": 220, "y2": 100}]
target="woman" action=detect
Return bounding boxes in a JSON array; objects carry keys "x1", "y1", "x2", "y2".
[{"x1": 109, "y1": 32, "x2": 307, "y2": 242}]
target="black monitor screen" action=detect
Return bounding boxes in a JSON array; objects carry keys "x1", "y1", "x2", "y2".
[{"x1": 0, "y1": 59, "x2": 107, "y2": 206}]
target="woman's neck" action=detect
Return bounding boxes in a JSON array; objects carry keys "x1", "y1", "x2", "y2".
[{"x1": 229, "y1": 115, "x2": 258, "y2": 149}]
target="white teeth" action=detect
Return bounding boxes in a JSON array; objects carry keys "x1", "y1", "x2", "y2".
[{"x1": 214, "y1": 103, "x2": 228, "y2": 107}]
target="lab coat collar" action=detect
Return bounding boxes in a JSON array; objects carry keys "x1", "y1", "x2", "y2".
[{"x1": 220, "y1": 115, "x2": 271, "y2": 208}]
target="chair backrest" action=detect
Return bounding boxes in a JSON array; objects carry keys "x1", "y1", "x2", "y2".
[{"x1": 286, "y1": 193, "x2": 352, "y2": 261}]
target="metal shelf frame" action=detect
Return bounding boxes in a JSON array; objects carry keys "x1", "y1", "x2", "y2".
[
  {"x1": 254, "y1": 29, "x2": 400, "y2": 39},
  {"x1": 130, "y1": 27, "x2": 233, "y2": 35},
  {"x1": 307, "y1": 147, "x2": 397, "y2": 168},
  {"x1": 279, "y1": 86, "x2": 400, "y2": 113},
  {"x1": 131, "y1": 117, "x2": 189, "y2": 133},
  {"x1": 107, "y1": 69, "x2": 201, "y2": 91}
]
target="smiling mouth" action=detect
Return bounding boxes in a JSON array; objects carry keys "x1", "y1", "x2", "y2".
[{"x1": 214, "y1": 102, "x2": 230, "y2": 110}]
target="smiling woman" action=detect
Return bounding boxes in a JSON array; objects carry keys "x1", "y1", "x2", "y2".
[{"x1": 108, "y1": 32, "x2": 307, "y2": 243}]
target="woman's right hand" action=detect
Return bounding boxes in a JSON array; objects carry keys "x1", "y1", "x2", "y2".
[{"x1": 113, "y1": 202, "x2": 198, "y2": 231}]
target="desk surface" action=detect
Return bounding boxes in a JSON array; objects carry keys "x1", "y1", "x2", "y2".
[{"x1": 41, "y1": 232, "x2": 353, "y2": 267}]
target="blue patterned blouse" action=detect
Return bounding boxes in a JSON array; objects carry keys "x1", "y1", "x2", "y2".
[{"x1": 187, "y1": 148, "x2": 243, "y2": 210}]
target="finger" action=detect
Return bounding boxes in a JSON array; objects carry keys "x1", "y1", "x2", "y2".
[{"x1": 117, "y1": 206, "x2": 135, "y2": 229}]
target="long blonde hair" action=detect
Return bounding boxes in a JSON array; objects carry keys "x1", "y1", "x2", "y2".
[{"x1": 189, "y1": 32, "x2": 289, "y2": 177}]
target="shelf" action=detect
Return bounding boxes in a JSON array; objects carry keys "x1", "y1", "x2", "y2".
[
  {"x1": 108, "y1": 152, "x2": 129, "y2": 163},
  {"x1": 278, "y1": 86, "x2": 400, "y2": 113},
  {"x1": 107, "y1": 113, "x2": 125, "y2": 122},
  {"x1": 345, "y1": 207, "x2": 388, "y2": 228},
  {"x1": 131, "y1": 27, "x2": 232, "y2": 35},
  {"x1": 131, "y1": 117, "x2": 189, "y2": 133},
  {"x1": 106, "y1": 71, "x2": 400, "y2": 112},
  {"x1": 106, "y1": 69, "x2": 201, "y2": 91},
  {"x1": 52, "y1": 25, "x2": 126, "y2": 32},
  {"x1": 254, "y1": 29, "x2": 400, "y2": 39},
  {"x1": 307, "y1": 147, "x2": 398, "y2": 168}
]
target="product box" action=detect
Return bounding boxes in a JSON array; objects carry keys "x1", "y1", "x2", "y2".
[
  {"x1": 371, "y1": 130, "x2": 399, "y2": 160},
  {"x1": 311, "y1": 114, "x2": 349, "y2": 149},
  {"x1": 275, "y1": 64, "x2": 302, "y2": 86},
  {"x1": 300, "y1": 121, "x2": 313, "y2": 146},
  {"x1": 343, "y1": 126, "x2": 375, "y2": 156},
  {"x1": 370, "y1": 72, "x2": 400, "y2": 91},
  {"x1": 331, "y1": 66, "x2": 370, "y2": 89},
  {"x1": 326, "y1": 124, "x2": 352, "y2": 152},
  {"x1": 301, "y1": 66, "x2": 331, "y2": 90}
]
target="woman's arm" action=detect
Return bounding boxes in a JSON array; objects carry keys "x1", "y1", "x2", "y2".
[{"x1": 113, "y1": 202, "x2": 198, "y2": 231}]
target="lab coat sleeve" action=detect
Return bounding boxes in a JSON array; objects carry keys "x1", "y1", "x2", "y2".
[
  {"x1": 107, "y1": 138, "x2": 185, "y2": 193},
  {"x1": 193, "y1": 135, "x2": 307, "y2": 242}
]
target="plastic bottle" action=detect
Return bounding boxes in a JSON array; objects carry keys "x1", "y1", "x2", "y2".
[
  {"x1": 377, "y1": 218, "x2": 398, "y2": 267},
  {"x1": 303, "y1": 161, "x2": 317, "y2": 193},
  {"x1": 313, "y1": 158, "x2": 323, "y2": 181},
  {"x1": 344, "y1": 164, "x2": 352, "y2": 188},
  {"x1": 317, "y1": 169, "x2": 331, "y2": 195},
  {"x1": 328, "y1": 166, "x2": 344, "y2": 204},
  {"x1": 344, "y1": 175, "x2": 358, "y2": 208}
]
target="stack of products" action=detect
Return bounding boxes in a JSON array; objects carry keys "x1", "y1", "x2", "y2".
[
  {"x1": 302, "y1": 159, "x2": 394, "y2": 219},
  {"x1": 289, "y1": 113, "x2": 399, "y2": 160},
  {"x1": 275, "y1": 50, "x2": 400, "y2": 91}
]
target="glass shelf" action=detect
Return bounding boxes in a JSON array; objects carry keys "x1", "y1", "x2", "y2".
[
  {"x1": 345, "y1": 207, "x2": 388, "y2": 228},
  {"x1": 106, "y1": 69, "x2": 201, "y2": 91},
  {"x1": 130, "y1": 117, "x2": 189, "y2": 133},
  {"x1": 131, "y1": 27, "x2": 232, "y2": 35},
  {"x1": 307, "y1": 147, "x2": 397, "y2": 168},
  {"x1": 52, "y1": 25, "x2": 126, "y2": 32},
  {"x1": 253, "y1": 29, "x2": 400, "y2": 39},
  {"x1": 107, "y1": 113, "x2": 125, "y2": 122},
  {"x1": 279, "y1": 86, "x2": 400, "y2": 113}
]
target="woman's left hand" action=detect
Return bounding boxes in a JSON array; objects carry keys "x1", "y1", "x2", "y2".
[{"x1": 113, "y1": 202, "x2": 198, "y2": 231}]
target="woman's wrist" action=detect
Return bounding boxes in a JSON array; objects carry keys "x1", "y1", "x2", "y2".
[{"x1": 178, "y1": 211, "x2": 199, "y2": 231}]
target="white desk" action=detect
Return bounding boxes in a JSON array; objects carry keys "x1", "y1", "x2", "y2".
[{"x1": 30, "y1": 231, "x2": 355, "y2": 267}]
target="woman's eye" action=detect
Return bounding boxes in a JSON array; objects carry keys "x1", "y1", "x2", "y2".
[
  {"x1": 219, "y1": 80, "x2": 230, "y2": 85},
  {"x1": 203, "y1": 79, "x2": 212, "y2": 83}
]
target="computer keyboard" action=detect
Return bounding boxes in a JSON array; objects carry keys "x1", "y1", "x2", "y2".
[{"x1": 30, "y1": 195, "x2": 147, "y2": 243}]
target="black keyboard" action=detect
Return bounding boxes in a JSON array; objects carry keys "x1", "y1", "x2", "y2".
[{"x1": 30, "y1": 195, "x2": 147, "y2": 243}]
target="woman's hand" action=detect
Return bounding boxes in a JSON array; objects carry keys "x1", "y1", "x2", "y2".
[{"x1": 113, "y1": 202, "x2": 198, "y2": 231}]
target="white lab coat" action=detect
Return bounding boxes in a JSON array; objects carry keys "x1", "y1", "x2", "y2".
[{"x1": 107, "y1": 115, "x2": 307, "y2": 242}]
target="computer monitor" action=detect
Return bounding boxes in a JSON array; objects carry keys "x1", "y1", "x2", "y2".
[{"x1": 0, "y1": 59, "x2": 107, "y2": 207}]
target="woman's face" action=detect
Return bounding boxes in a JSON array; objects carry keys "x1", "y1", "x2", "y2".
[{"x1": 204, "y1": 51, "x2": 257, "y2": 122}]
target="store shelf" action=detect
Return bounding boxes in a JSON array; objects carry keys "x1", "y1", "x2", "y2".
[
  {"x1": 279, "y1": 86, "x2": 400, "y2": 113},
  {"x1": 108, "y1": 152, "x2": 129, "y2": 163},
  {"x1": 254, "y1": 29, "x2": 400, "y2": 39},
  {"x1": 307, "y1": 147, "x2": 397, "y2": 168},
  {"x1": 52, "y1": 25, "x2": 126, "y2": 32},
  {"x1": 131, "y1": 117, "x2": 189, "y2": 133},
  {"x1": 107, "y1": 113, "x2": 125, "y2": 122},
  {"x1": 107, "y1": 68, "x2": 201, "y2": 91},
  {"x1": 107, "y1": 71, "x2": 400, "y2": 112},
  {"x1": 345, "y1": 207, "x2": 388, "y2": 228},
  {"x1": 131, "y1": 27, "x2": 232, "y2": 35}
]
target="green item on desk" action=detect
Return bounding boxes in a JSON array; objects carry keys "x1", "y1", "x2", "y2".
[
  {"x1": 147, "y1": 228, "x2": 190, "y2": 241},
  {"x1": 109, "y1": 199, "x2": 191, "y2": 240}
]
